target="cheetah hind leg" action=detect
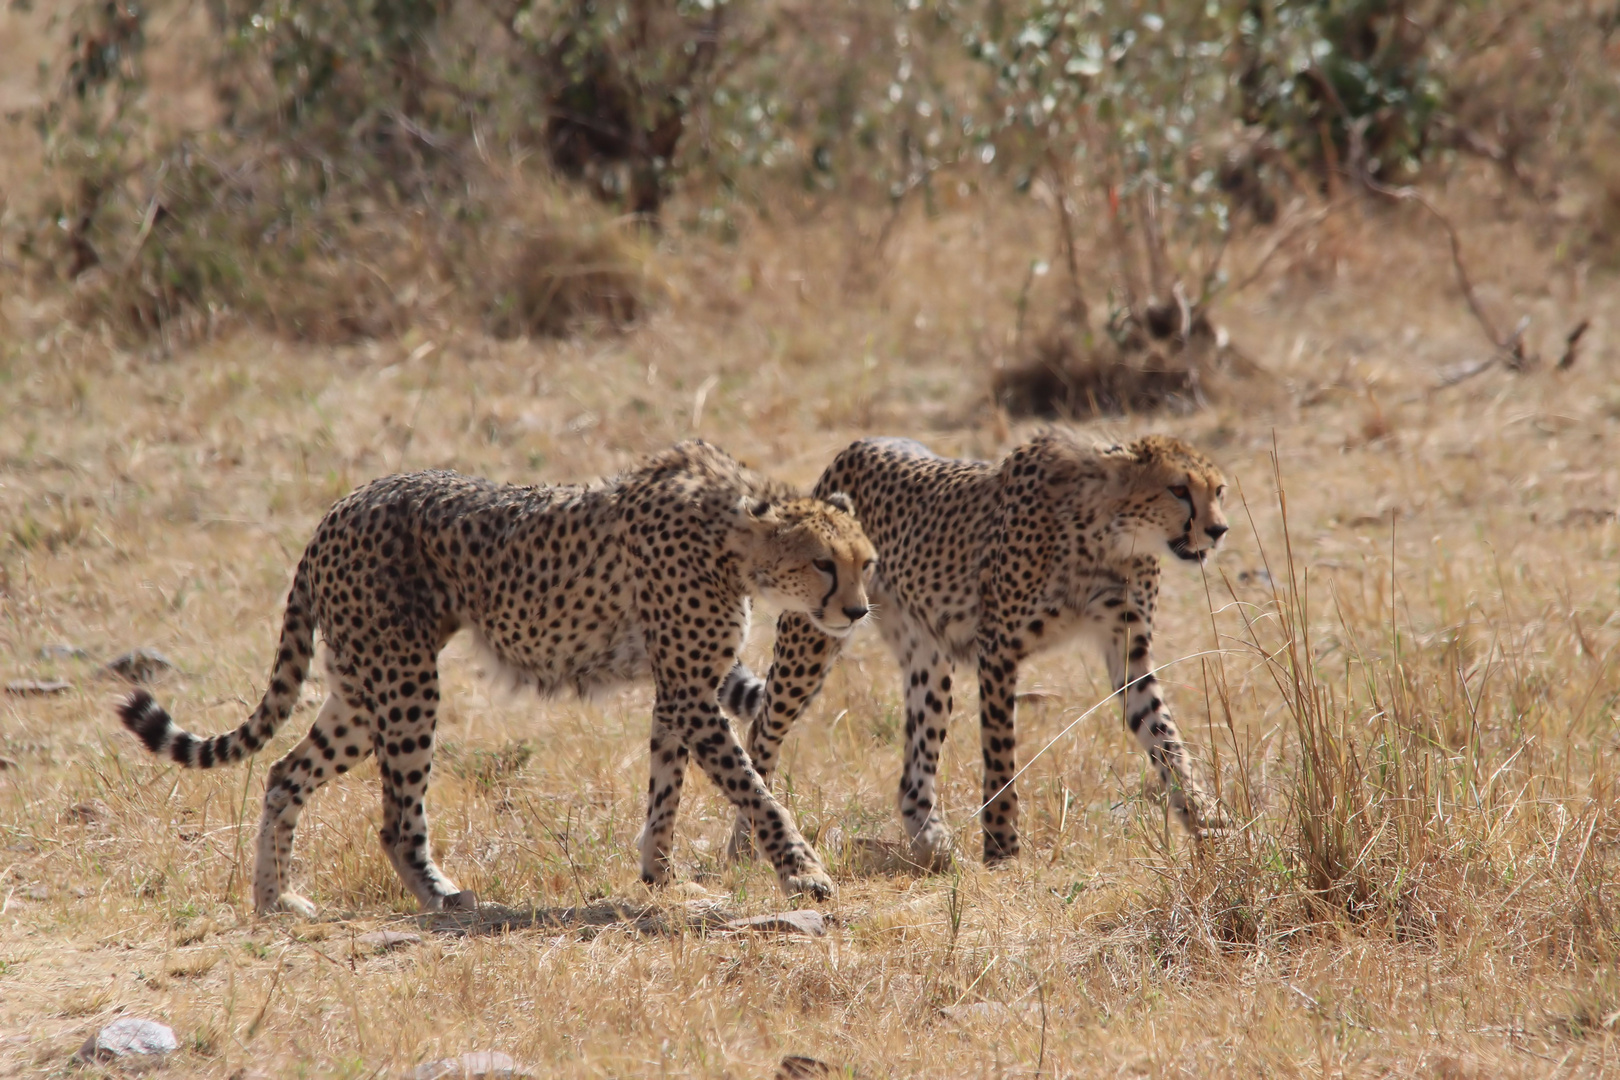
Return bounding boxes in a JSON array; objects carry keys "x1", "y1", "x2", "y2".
[
  {"x1": 366, "y1": 659, "x2": 478, "y2": 913},
  {"x1": 252, "y1": 693, "x2": 360, "y2": 918}
]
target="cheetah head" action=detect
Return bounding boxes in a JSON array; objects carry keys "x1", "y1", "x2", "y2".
[
  {"x1": 1108, "y1": 435, "x2": 1230, "y2": 563},
  {"x1": 730, "y1": 493, "x2": 877, "y2": 637}
]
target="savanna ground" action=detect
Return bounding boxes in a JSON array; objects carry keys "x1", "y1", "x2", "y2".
[{"x1": 5, "y1": 9, "x2": 1620, "y2": 1080}]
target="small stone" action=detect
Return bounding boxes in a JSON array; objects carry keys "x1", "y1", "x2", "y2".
[
  {"x1": 5, "y1": 679, "x2": 72, "y2": 696},
  {"x1": 355, "y1": 930, "x2": 422, "y2": 953},
  {"x1": 669, "y1": 881, "x2": 717, "y2": 900},
  {"x1": 70, "y1": 799, "x2": 111, "y2": 823},
  {"x1": 70, "y1": 885, "x2": 90, "y2": 898},
  {"x1": 408, "y1": 1051, "x2": 533, "y2": 1080},
  {"x1": 776, "y1": 1057, "x2": 837, "y2": 1079},
  {"x1": 75, "y1": 1017, "x2": 178, "y2": 1063},
  {"x1": 722, "y1": 910, "x2": 826, "y2": 937},
  {"x1": 40, "y1": 643, "x2": 91, "y2": 661},
  {"x1": 22, "y1": 886, "x2": 50, "y2": 901},
  {"x1": 104, "y1": 649, "x2": 177, "y2": 684}
]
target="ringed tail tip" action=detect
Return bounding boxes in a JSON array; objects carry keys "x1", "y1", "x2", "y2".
[{"x1": 118, "y1": 690, "x2": 170, "y2": 754}]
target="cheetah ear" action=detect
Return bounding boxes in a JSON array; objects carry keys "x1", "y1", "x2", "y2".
[
  {"x1": 734, "y1": 496, "x2": 782, "y2": 533},
  {"x1": 729, "y1": 497, "x2": 785, "y2": 559},
  {"x1": 823, "y1": 491, "x2": 855, "y2": 515},
  {"x1": 1125, "y1": 436, "x2": 1164, "y2": 465}
]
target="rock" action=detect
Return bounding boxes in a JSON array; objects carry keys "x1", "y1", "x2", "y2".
[
  {"x1": 776, "y1": 1057, "x2": 837, "y2": 1079},
  {"x1": 75, "y1": 1018, "x2": 178, "y2": 1063},
  {"x1": 70, "y1": 799, "x2": 111, "y2": 823},
  {"x1": 103, "y1": 649, "x2": 177, "y2": 684},
  {"x1": 40, "y1": 643, "x2": 91, "y2": 661},
  {"x1": 669, "y1": 881, "x2": 718, "y2": 900},
  {"x1": 722, "y1": 910, "x2": 826, "y2": 937},
  {"x1": 355, "y1": 930, "x2": 422, "y2": 953},
  {"x1": 5, "y1": 679, "x2": 72, "y2": 696},
  {"x1": 409, "y1": 1051, "x2": 533, "y2": 1079},
  {"x1": 21, "y1": 886, "x2": 50, "y2": 901}
]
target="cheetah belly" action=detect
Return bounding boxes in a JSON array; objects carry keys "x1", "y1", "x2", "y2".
[
  {"x1": 567, "y1": 621, "x2": 651, "y2": 698},
  {"x1": 471, "y1": 612, "x2": 650, "y2": 700}
]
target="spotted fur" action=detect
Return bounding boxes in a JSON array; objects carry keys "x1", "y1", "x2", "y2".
[
  {"x1": 118, "y1": 440, "x2": 874, "y2": 915},
  {"x1": 730, "y1": 431, "x2": 1231, "y2": 870}
]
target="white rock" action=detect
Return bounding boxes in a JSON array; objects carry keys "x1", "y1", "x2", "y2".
[
  {"x1": 76, "y1": 1017, "x2": 178, "y2": 1063},
  {"x1": 723, "y1": 910, "x2": 827, "y2": 937}
]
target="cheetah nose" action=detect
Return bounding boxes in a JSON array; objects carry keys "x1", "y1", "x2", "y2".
[
  {"x1": 842, "y1": 604, "x2": 870, "y2": 622},
  {"x1": 1205, "y1": 523, "x2": 1229, "y2": 541}
]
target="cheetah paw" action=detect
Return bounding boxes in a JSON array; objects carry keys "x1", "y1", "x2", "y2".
[
  {"x1": 1171, "y1": 790, "x2": 1233, "y2": 837},
  {"x1": 779, "y1": 865, "x2": 836, "y2": 901},
  {"x1": 259, "y1": 892, "x2": 318, "y2": 919},
  {"x1": 1193, "y1": 802, "x2": 1235, "y2": 838},
  {"x1": 908, "y1": 820, "x2": 955, "y2": 873}
]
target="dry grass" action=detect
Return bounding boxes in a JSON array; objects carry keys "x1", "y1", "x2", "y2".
[{"x1": 3, "y1": 173, "x2": 1620, "y2": 1078}]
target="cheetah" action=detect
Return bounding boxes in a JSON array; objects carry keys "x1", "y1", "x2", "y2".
[
  {"x1": 727, "y1": 431, "x2": 1230, "y2": 870},
  {"x1": 117, "y1": 440, "x2": 875, "y2": 915}
]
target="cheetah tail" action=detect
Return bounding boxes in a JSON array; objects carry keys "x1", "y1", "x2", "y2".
[
  {"x1": 718, "y1": 661, "x2": 766, "y2": 723},
  {"x1": 117, "y1": 555, "x2": 317, "y2": 769}
]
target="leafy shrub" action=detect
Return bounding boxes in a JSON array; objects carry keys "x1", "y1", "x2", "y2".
[{"x1": 1234, "y1": 0, "x2": 1448, "y2": 184}]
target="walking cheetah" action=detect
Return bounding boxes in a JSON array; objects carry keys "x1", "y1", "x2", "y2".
[
  {"x1": 118, "y1": 440, "x2": 874, "y2": 915},
  {"x1": 728, "y1": 431, "x2": 1230, "y2": 870}
]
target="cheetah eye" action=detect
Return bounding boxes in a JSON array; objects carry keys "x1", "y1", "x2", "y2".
[
  {"x1": 1169, "y1": 484, "x2": 1191, "y2": 500},
  {"x1": 1215, "y1": 484, "x2": 1226, "y2": 500},
  {"x1": 813, "y1": 558, "x2": 836, "y2": 575},
  {"x1": 862, "y1": 559, "x2": 877, "y2": 578}
]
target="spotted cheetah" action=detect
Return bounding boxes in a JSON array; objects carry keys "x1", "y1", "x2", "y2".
[
  {"x1": 727, "y1": 431, "x2": 1230, "y2": 870},
  {"x1": 118, "y1": 440, "x2": 875, "y2": 915}
]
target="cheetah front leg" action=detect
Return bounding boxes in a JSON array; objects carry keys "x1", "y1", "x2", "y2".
[
  {"x1": 650, "y1": 691, "x2": 834, "y2": 899},
  {"x1": 975, "y1": 642, "x2": 1022, "y2": 864},
  {"x1": 635, "y1": 720, "x2": 689, "y2": 887},
  {"x1": 366, "y1": 660, "x2": 476, "y2": 912},
  {"x1": 1101, "y1": 574, "x2": 1226, "y2": 835},
  {"x1": 893, "y1": 625, "x2": 957, "y2": 871},
  {"x1": 728, "y1": 612, "x2": 844, "y2": 862}
]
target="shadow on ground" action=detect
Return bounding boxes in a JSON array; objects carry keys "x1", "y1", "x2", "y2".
[{"x1": 422, "y1": 899, "x2": 828, "y2": 939}]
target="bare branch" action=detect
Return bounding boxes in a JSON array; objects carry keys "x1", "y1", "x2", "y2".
[
  {"x1": 1363, "y1": 178, "x2": 1532, "y2": 366},
  {"x1": 1044, "y1": 149, "x2": 1088, "y2": 325},
  {"x1": 1228, "y1": 197, "x2": 1353, "y2": 295},
  {"x1": 1557, "y1": 319, "x2": 1590, "y2": 370}
]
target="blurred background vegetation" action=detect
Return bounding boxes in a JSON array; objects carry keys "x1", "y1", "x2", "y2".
[{"x1": 4, "y1": 0, "x2": 1619, "y2": 385}]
